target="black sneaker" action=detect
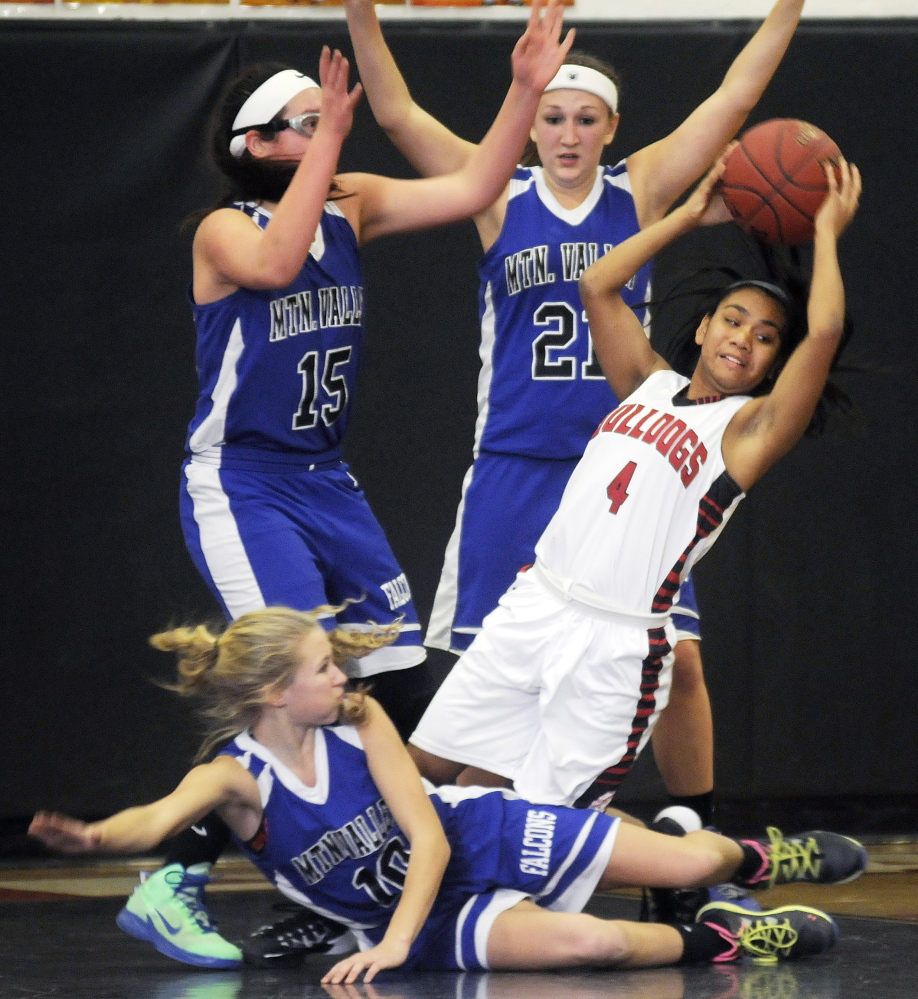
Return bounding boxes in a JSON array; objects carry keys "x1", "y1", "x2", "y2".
[
  {"x1": 242, "y1": 906, "x2": 354, "y2": 968},
  {"x1": 646, "y1": 882, "x2": 762, "y2": 924},
  {"x1": 696, "y1": 901, "x2": 839, "y2": 962},
  {"x1": 743, "y1": 828, "x2": 868, "y2": 891}
]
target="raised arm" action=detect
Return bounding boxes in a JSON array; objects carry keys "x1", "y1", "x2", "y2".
[
  {"x1": 580, "y1": 159, "x2": 731, "y2": 401},
  {"x1": 323, "y1": 699, "x2": 451, "y2": 985},
  {"x1": 627, "y1": 0, "x2": 805, "y2": 228},
  {"x1": 344, "y1": 0, "x2": 475, "y2": 177},
  {"x1": 28, "y1": 756, "x2": 261, "y2": 854},
  {"x1": 347, "y1": 0, "x2": 573, "y2": 244},
  {"x1": 722, "y1": 159, "x2": 860, "y2": 490},
  {"x1": 193, "y1": 47, "x2": 362, "y2": 301}
]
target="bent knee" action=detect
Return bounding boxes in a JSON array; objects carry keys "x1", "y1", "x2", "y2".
[
  {"x1": 557, "y1": 914, "x2": 630, "y2": 966},
  {"x1": 677, "y1": 839, "x2": 726, "y2": 887}
]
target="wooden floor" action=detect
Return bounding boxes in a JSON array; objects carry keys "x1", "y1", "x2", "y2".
[{"x1": 2, "y1": 842, "x2": 917, "y2": 999}]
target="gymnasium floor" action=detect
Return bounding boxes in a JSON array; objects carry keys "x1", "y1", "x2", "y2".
[{"x1": 3, "y1": 842, "x2": 917, "y2": 999}]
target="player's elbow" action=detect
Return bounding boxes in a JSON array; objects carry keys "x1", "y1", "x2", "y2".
[{"x1": 579, "y1": 268, "x2": 604, "y2": 304}]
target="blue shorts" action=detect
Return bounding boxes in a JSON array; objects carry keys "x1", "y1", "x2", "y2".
[
  {"x1": 427, "y1": 451, "x2": 700, "y2": 654},
  {"x1": 180, "y1": 457, "x2": 423, "y2": 678},
  {"x1": 368, "y1": 787, "x2": 619, "y2": 971}
]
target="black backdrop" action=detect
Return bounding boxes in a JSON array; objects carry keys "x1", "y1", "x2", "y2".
[{"x1": 2, "y1": 18, "x2": 917, "y2": 836}]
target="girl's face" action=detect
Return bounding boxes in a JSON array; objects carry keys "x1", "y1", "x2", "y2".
[
  {"x1": 693, "y1": 288, "x2": 786, "y2": 396},
  {"x1": 246, "y1": 88, "x2": 322, "y2": 162},
  {"x1": 271, "y1": 628, "x2": 348, "y2": 727},
  {"x1": 530, "y1": 88, "x2": 618, "y2": 189}
]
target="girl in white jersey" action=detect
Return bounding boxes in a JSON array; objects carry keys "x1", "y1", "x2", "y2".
[
  {"x1": 410, "y1": 153, "x2": 861, "y2": 811},
  {"x1": 344, "y1": 0, "x2": 807, "y2": 821},
  {"x1": 30, "y1": 607, "x2": 864, "y2": 982}
]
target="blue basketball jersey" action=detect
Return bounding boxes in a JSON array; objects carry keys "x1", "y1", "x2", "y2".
[
  {"x1": 221, "y1": 723, "x2": 619, "y2": 968},
  {"x1": 476, "y1": 163, "x2": 652, "y2": 460},
  {"x1": 187, "y1": 201, "x2": 364, "y2": 468}
]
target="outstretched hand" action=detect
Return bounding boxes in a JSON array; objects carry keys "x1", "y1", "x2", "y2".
[
  {"x1": 815, "y1": 157, "x2": 861, "y2": 239},
  {"x1": 29, "y1": 811, "x2": 104, "y2": 854},
  {"x1": 318, "y1": 46, "x2": 363, "y2": 139},
  {"x1": 321, "y1": 938, "x2": 410, "y2": 985},
  {"x1": 511, "y1": 0, "x2": 576, "y2": 94},
  {"x1": 681, "y1": 143, "x2": 736, "y2": 228}
]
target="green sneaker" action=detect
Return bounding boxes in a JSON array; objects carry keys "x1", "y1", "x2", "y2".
[{"x1": 116, "y1": 863, "x2": 243, "y2": 968}]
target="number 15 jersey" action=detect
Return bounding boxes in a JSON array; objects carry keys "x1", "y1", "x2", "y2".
[
  {"x1": 187, "y1": 201, "x2": 363, "y2": 467},
  {"x1": 476, "y1": 163, "x2": 652, "y2": 461}
]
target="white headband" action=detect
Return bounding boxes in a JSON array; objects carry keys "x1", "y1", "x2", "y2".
[
  {"x1": 543, "y1": 64, "x2": 618, "y2": 114},
  {"x1": 229, "y1": 69, "x2": 320, "y2": 158}
]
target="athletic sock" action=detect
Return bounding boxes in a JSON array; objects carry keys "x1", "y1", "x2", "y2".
[
  {"x1": 674, "y1": 921, "x2": 733, "y2": 964},
  {"x1": 730, "y1": 839, "x2": 770, "y2": 887},
  {"x1": 668, "y1": 792, "x2": 714, "y2": 828},
  {"x1": 164, "y1": 812, "x2": 232, "y2": 867}
]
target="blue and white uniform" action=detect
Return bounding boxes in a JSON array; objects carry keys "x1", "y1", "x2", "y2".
[
  {"x1": 181, "y1": 201, "x2": 422, "y2": 678},
  {"x1": 221, "y1": 725, "x2": 620, "y2": 971},
  {"x1": 427, "y1": 164, "x2": 700, "y2": 654},
  {"x1": 415, "y1": 372, "x2": 747, "y2": 808}
]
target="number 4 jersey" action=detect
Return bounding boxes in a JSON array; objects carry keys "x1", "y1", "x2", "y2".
[
  {"x1": 187, "y1": 201, "x2": 363, "y2": 466},
  {"x1": 535, "y1": 370, "x2": 750, "y2": 617},
  {"x1": 476, "y1": 163, "x2": 652, "y2": 460}
]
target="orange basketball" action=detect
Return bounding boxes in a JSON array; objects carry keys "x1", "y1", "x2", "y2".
[{"x1": 722, "y1": 119, "x2": 841, "y2": 246}]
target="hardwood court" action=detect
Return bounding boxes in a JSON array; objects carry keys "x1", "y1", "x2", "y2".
[{"x1": 2, "y1": 841, "x2": 916, "y2": 999}]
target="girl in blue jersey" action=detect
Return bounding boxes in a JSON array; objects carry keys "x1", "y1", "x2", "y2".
[
  {"x1": 30, "y1": 606, "x2": 859, "y2": 981},
  {"x1": 137, "y1": 3, "x2": 576, "y2": 970},
  {"x1": 344, "y1": 0, "x2": 805, "y2": 816}
]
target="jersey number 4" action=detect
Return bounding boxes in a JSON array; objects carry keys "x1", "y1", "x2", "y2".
[
  {"x1": 607, "y1": 461, "x2": 636, "y2": 514},
  {"x1": 532, "y1": 303, "x2": 604, "y2": 381},
  {"x1": 293, "y1": 347, "x2": 352, "y2": 430}
]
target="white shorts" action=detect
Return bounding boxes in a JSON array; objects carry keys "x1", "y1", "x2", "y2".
[{"x1": 411, "y1": 570, "x2": 675, "y2": 806}]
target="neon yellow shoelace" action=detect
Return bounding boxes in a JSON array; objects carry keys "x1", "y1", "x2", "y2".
[
  {"x1": 765, "y1": 827, "x2": 822, "y2": 889},
  {"x1": 737, "y1": 916, "x2": 799, "y2": 959}
]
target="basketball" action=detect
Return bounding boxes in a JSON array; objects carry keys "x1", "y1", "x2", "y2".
[{"x1": 721, "y1": 119, "x2": 841, "y2": 245}]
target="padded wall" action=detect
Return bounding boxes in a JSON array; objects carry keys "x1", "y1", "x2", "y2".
[{"x1": 1, "y1": 19, "x2": 916, "y2": 828}]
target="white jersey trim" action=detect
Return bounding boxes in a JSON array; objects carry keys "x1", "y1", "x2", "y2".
[
  {"x1": 532, "y1": 166, "x2": 605, "y2": 226},
  {"x1": 183, "y1": 460, "x2": 265, "y2": 617},
  {"x1": 603, "y1": 163, "x2": 634, "y2": 195},
  {"x1": 426, "y1": 463, "x2": 475, "y2": 651},
  {"x1": 235, "y1": 728, "x2": 331, "y2": 805},
  {"x1": 188, "y1": 316, "x2": 245, "y2": 456},
  {"x1": 474, "y1": 281, "x2": 497, "y2": 455},
  {"x1": 507, "y1": 172, "x2": 536, "y2": 202}
]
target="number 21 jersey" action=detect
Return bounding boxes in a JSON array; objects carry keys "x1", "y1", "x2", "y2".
[{"x1": 476, "y1": 164, "x2": 652, "y2": 460}]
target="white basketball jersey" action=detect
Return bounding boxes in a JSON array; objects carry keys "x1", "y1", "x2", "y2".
[{"x1": 535, "y1": 370, "x2": 749, "y2": 616}]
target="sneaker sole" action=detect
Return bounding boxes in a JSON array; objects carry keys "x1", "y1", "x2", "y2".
[
  {"x1": 242, "y1": 949, "x2": 308, "y2": 968},
  {"x1": 116, "y1": 908, "x2": 242, "y2": 969}
]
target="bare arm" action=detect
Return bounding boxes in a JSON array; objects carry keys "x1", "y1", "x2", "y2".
[
  {"x1": 28, "y1": 756, "x2": 262, "y2": 854},
  {"x1": 723, "y1": 160, "x2": 861, "y2": 490},
  {"x1": 581, "y1": 158, "x2": 732, "y2": 401},
  {"x1": 627, "y1": 0, "x2": 804, "y2": 227},
  {"x1": 193, "y1": 48, "x2": 362, "y2": 302},
  {"x1": 344, "y1": 0, "x2": 476, "y2": 177},
  {"x1": 322, "y1": 699, "x2": 451, "y2": 985},
  {"x1": 348, "y1": 0, "x2": 573, "y2": 244}
]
